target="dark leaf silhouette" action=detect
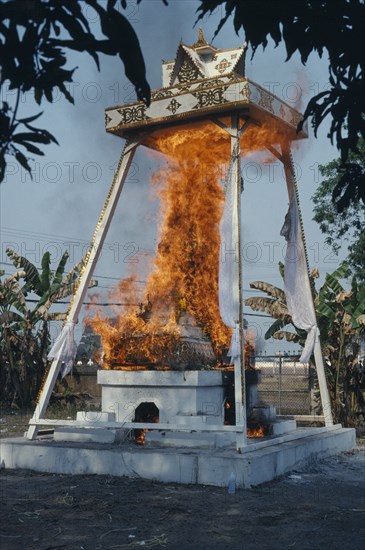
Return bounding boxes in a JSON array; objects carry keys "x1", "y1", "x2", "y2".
[
  {"x1": 0, "y1": 0, "x2": 160, "y2": 181},
  {"x1": 197, "y1": 0, "x2": 365, "y2": 209}
]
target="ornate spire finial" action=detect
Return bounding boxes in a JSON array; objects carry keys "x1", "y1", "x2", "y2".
[{"x1": 193, "y1": 27, "x2": 208, "y2": 47}]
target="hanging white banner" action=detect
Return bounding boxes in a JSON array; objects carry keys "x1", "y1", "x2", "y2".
[
  {"x1": 47, "y1": 320, "x2": 77, "y2": 378},
  {"x1": 281, "y1": 193, "x2": 317, "y2": 363},
  {"x1": 219, "y1": 145, "x2": 240, "y2": 360}
]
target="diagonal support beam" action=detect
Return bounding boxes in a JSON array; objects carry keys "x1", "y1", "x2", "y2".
[
  {"x1": 211, "y1": 115, "x2": 249, "y2": 138},
  {"x1": 26, "y1": 137, "x2": 141, "y2": 440},
  {"x1": 265, "y1": 143, "x2": 283, "y2": 162}
]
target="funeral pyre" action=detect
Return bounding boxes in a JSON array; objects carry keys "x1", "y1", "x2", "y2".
[{"x1": 87, "y1": 122, "x2": 286, "y2": 371}]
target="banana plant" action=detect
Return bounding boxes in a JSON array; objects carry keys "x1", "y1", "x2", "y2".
[
  {"x1": 245, "y1": 261, "x2": 311, "y2": 345},
  {"x1": 245, "y1": 262, "x2": 365, "y2": 425},
  {"x1": 314, "y1": 264, "x2": 365, "y2": 422},
  {"x1": 0, "y1": 249, "x2": 97, "y2": 408},
  {"x1": 5, "y1": 248, "x2": 89, "y2": 322}
]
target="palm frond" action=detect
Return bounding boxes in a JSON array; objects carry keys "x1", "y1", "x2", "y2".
[
  {"x1": 245, "y1": 296, "x2": 275, "y2": 313},
  {"x1": 249, "y1": 280, "x2": 286, "y2": 301},
  {"x1": 264, "y1": 317, "x2": 292, "y2": 339},
  {"x1": 245, "y1": 296, "x2": 288, "y2": 319},
  {"x1": 356, "y1": 314, "x2": 365, "y2": 326},
  {"x1": 48, "y1": 312, "x2": 67, "y2": 322},
  {"x1": 61, "y1": 258, "x2": 84, "y2": 286},
  {"x1": 40, "y1": 252, "x2": 51, "y2": 292},
  {"x1": 272, "y1": 330, "x2": 301, "y2": 343},
  {"x1": 0, "y1": 310, "x2": 24, "y2": 325},
  {"x1": 6, "y1": 248, "x2": 42, "y2": 293},
  {"x1": 50, "y1": 251, "x2": 69, "y2": 292},
  {"x1": 323, "y1": 262, "x2": 350, "y2": 295},
  {"x1": 316, "y1": 301, "x2": 336, "y2": 320},
  {"x1": 1, "y1": 276, "x2": 28, "y2": 316}
]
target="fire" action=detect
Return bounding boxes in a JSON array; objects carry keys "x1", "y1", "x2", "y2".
[
  {"x1": 247, "y1": 425, "x2": 266, "y2": 438},
  {"x1": 135, "y1": 429, "x2": 148, "y2": 445},
  {"x1": 87, "y1": 121, "x2": 290, "y2": 368}
]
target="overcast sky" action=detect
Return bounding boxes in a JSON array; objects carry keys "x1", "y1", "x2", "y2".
[{"x1": 0, "y1": 0, "x2": 345, "y2": 354}]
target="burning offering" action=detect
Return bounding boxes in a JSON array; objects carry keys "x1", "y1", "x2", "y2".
[{"x1": 29, "y1": 30, "x2": 335, "y2": 452}]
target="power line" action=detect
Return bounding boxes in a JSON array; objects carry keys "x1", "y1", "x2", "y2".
[
  {"x1": 1, "y1": 226, "x2": 155, "y2": 253},
  {"x1": 0, "y1": 262, "x2": 146, "y2": 284},
  {"x1": 1, "y1": 264, "x2": 264, "y2": 293},
  {"x1": 20, "y1": 297, "x2": 273, "y2": 317}
]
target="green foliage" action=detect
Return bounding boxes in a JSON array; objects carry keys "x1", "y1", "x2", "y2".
[
  {"x1": 0, "y1": 249, "x2": 95, "y2": 407},
  {"x1": 0, "y1": 0, "x2": 158, "y2": 181},
  {"x1": 196, "y1": 0, "x2": 365, "y2": 209},
  {"x1": 312, "y1": 140, "x2": 365, "y2": 279},
  {"x1": 245, "y1": 262, "x2": 365, "y2": 425}
]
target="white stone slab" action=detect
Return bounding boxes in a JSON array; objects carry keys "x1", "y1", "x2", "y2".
[
  {"x1": 0, "y1": 427, "x2": 356, "y2": 488},
  {"x1": 76, "y1": 411, "x2": 116, "y2": 423},
  {"x1": 54, "y1": 427, "x2": 116, "y2": 444},
  {"x1": 98, "y1": 370, "x2": 224, "y2": 386},
  {"x1": 271, "y1": 419, "x2": 297, "y2": 436},
  {"x1": 98, "y1": 370, "x2": 225, "y2": 426},
  {"x1": 146, "y1": 431, "x2": 216, "y2": 449},
  {"x1": 145, "y1": 430, "x2": 236, "y2": 449}
]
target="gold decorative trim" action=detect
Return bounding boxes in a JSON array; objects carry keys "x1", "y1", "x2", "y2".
[
  {"x1": 151, "y1": 89, "x2": 174, "y2": 100},
  {"x1": 105, "y1": 79, "x2": 306, "y2": 137},
  {"x1": 192, "y1": 27, "x2": 209, "y2": 48},
  {"x1": 166, "y1": 98, "x2": 182, "y2": 114},
  {"x1": 248, "y1": 80, "x2": 305, "y2": 127},
  {"x1": 287, "y1": 149, "x2": 313, "y2": 292},
  {"x1": 257, "y1": 89, "x2": 274, "y2": 113},
  {"x1": 116, "y1": 104, "x2": 148, "y2": 124},
  {"x1": 240, "y1": 81, "x2": 249, "y2": 100},
  {"x1": 214, "y1": 58, "x2": 232, "y2": 74},
  {"x1": 192, "y1": 86, "x2": 229, "y2": 109},
  {"x1": 178, "y1": 58, "x2": 201, "y2": 83},
  {"x1": 290, "y1": 110, "x2": 302, "y2": 128},
  {"x1": 109, "y1": 101, "x2": 251, "y2": 135},
  {"x1": 279, "y1": 104, "x2": 287, "y2": 120},
  {"x1": 194, "y1": 79, "x2": 225, "y2": 90},
  {"x1": 105, "y1": 77, "x2": 248, "y2": 116}
]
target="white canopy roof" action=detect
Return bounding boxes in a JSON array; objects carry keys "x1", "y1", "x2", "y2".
[{"x1": 162, "y1": 29, "x2": 246, "y2": 87}]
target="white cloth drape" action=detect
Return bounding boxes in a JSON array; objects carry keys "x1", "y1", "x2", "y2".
[
  {"x1": 219, "y1": 146, "x2": 241, "y2": 360},
  {"x1": 47, "y1": 320, "x2": 77, "y2": 378},
  {"x1": 281, "y1": 192, "x2": 317, "y2": 363}
]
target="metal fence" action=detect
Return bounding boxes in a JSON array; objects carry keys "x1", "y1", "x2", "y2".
[{"x1": 255, "y1": 355, "x2": 319, "y2": 416}]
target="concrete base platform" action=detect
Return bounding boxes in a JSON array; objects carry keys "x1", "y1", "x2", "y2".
[
  {"x1": 144, "y1": 418, "x2": 297, "y2": 448},
  {"x1": 54, "y1": 427, "x2": 116, "y2": 444},
  {"x1": 145, "y1": 430, "x2": 236, "y2": 448},
  {"x1": 0, "y1": 426, "x2": 356, "y2": 488},
  {"x1": 271, "y1": 419, "x2": 297, "y2": 436}
]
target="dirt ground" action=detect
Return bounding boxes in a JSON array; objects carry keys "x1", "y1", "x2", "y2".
[{"x1": 0, "y1": 445, "x2": 364, "y2": 550}]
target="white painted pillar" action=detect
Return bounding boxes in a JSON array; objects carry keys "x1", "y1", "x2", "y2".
[
  {"x1": 313, "y1": 331, "x2": 334, "y2": 426},
  {"x1": 27, "y1": 138, "x2": 140, "y2": 439},
  {"x1": 212, "y1": 114, "x2": 249, "y2": 449},
  {"x1": 231, "y1": 114, "x2": 247, "y2": 449}
]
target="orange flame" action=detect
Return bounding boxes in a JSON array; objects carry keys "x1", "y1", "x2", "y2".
[
  {"x1": 87, "y1": 121, "x2": 291, "y2": 368},
  {"x1": 247, "y1": 425, "x2": 266, "y2": 438}
]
